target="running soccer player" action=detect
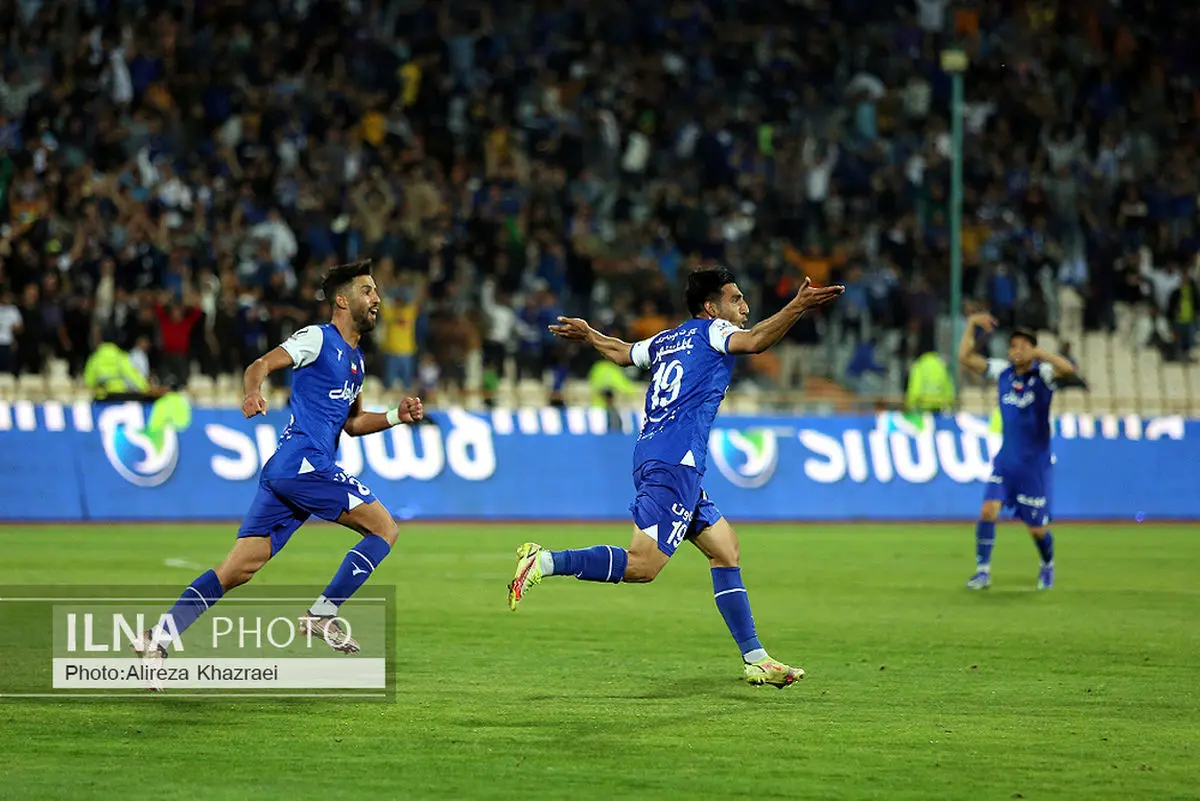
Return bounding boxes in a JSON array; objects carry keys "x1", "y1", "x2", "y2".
[
  {"x1": 507, "y1": 268, "x2": 843, "y2": 688},
  {"x1": 958, "y1": 313, "x2": 1075, "y2": 591},
  {"x1": 134, "y1": 260, "x2": 422, "y2": 667}
]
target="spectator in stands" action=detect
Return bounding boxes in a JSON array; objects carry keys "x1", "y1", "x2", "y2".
[
  {"x1": 129, "y1": 334, "x2": 151, "y2": 381},
  {"x1": 379, "y1": 270, "x2": 423, "y2": 391},
  {"x1": 0, "y1": 286, "x2": 20, "y2": 375},
  {"x1": 14, "y1": 282, "x2": 44, "y2": 376},
  {"x1": 0, "y1": 0, "x2": 1194, "y2": 415},
  {"x1": 846, "y1": 337, "x2": 888, "y2": 399},
  {"x1": 153, "y1": 290, "x2": 201, "y2": 388},
  {"x1": 480, "y1": 277, "x2": 518, "y2": 387}
]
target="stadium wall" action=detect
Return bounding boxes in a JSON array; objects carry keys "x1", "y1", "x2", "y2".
[{"x1": 0, "y1": 402, "x2": 1194, "y2": 523}]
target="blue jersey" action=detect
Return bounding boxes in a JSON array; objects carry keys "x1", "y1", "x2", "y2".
[
  {"x1": 629, "y1": 317, "x2": 740, "y2": 475},
  {"x1": 987, "y1": 358, "x2": 1056, "y2": 472},
  {"x1": 261, "y1": 323, "x2": 365, "y2": 479}
]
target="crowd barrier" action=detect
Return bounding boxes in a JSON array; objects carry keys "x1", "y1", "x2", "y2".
[{"x1": 0, "y1": 402, "x2": 1194, "y2": 522}]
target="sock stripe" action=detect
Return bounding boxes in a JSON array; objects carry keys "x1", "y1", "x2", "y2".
[
  {"x1": 604, "y1": 546, "x2": 614, "y2": 582},
  {"x1": 350, "y1": 549, "x2": 376, "y2": 571},
  {"x1": 713, "y1": 587, "x2": 747, "y2": 599},
  {"x1": 186, "y1": 586, "x2": 210, "y2": 609}
]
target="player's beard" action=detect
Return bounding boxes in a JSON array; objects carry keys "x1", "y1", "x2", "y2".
[{"x1": 354, "y1": 306, "x2": 378, "y2": 333}]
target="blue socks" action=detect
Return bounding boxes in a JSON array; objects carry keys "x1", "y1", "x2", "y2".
[
  {"x1": 977, "y1": 521, "x2": 1054, "y2": 571},
  {"x1": 712, "y1": 567, "x2": 764, "y2": 660},
  {"x1": 541, "y1": 553, "x2": 766, "y2": 662},
  {"x1": 550, "y1": 546, "x2": 628, "y2": 583},
  {"x1": 311, "y1": 534, "x2": 392, "y2": 614},
  {"x1": 1033, "y1": 531, "x2": 1054, "y2": 565},
  {"x1": 975, "y1": 521, "x2": 996, "y2": 569},
  {"x1": 153, "y1": 569, "x2": 225, "y2": 646}
]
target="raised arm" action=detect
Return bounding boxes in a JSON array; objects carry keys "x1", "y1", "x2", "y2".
[
  {"x1": 1033, "y1": 348, "x2": 1076, "y2": 379},
  {"x1": 725, "y1": 277, "x2": 844, "y2": 355},
  {"x1": 548, "y1": 317, "x2": 636, "y2": 367},
  {"x1": 958, "y1": 313, "x2": 996, "y2": 376}
]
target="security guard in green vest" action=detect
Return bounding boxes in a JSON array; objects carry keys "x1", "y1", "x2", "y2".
[
  {"x1": 82, "y1": 340, "x2": 150, "y2": 401},
  {"x1": 906, "y1": 350, "x2": 957, "y2": 414}
]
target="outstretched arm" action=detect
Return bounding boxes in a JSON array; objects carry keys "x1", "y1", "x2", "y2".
[
  {"x1": 343, "y1": 395, "x2": 424, "y2": 436},
  {"x1": 958, "y1": 313, "x2": 996, "y2": 376},
  {"x1": 725, "y1": 277, "x2": 844, "y2": 355},
  {"x1": 548, "y1": 317, "x2": 636, "y2": 367}
]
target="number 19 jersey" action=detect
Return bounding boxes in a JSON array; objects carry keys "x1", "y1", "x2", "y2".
[{"x1": 629, "y1": 317, "x2": 740, "y2": 475}]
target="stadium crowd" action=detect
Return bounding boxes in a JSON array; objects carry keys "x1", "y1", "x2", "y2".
[{"x1": 0, "y1": 0, "x2": 1197, "y2": 408}]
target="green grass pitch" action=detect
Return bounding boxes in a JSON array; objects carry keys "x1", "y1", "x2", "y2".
[{"x1": 0, "y1": 521, "x2": 1197, "y2": 800}]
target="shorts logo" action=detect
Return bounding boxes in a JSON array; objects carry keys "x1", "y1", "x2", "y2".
[
  {"x1": 100, "y1": 401, "x2": 189, "y2": 488},
  {"x1": 709, "y1": 428, "x2": 778, "y2": 489},
  {"x1": 1016, "y1": 494, "x2": 1047, "y2": 508}
]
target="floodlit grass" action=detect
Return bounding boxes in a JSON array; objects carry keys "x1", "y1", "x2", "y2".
[{"x1": 0, "y1": 522, "x2": 1196, "y2": 800}]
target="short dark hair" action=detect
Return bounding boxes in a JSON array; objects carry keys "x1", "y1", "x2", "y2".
[
  {"x1": 685, "y1": 268, "x2": 737, "y2": 317},
  {"x1": 320, "y1": 260, "x2": 373, "y2": 309},
  {"x1": 1010, "y1": 328, "x2": 1038, "y2": 347}
]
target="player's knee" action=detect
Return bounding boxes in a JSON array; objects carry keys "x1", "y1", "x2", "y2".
[
  {"x1": 708, "y1": 539, "x2": 740, "y2": 568},
  {"x1": 373, "y1": 515, "x2": 399, "y2": 547},
  {"x1": 980, "y1": 502, "x2": 1001, "y2": 523},
  {"x1": 216, "y1": 539, "x2": 271, "y2": 589},
  {"x1": 216, "y1": 558, "x2": 263, "y2": 590},
  {"x1": 623, "y1": 556, "x2": 663, "y2": 584}
]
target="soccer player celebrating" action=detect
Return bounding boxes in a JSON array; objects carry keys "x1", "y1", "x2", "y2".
[
  {"x1": 507, "y1": 268, "x2": 843, "y2": 688},
  {"x1": 135, "y1": 261, "x2": 422, "y2": 668},
  {"x1": 958, "y1": 313, "x2": 1075, "y2": 591}
]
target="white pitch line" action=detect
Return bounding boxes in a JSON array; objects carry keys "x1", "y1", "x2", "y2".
[{"x1": 164, "y1": 558, "x2": 206, "y2": 571}]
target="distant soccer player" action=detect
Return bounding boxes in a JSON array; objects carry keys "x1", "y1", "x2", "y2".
[
  {"x1": 507, "y1": 268, "x2": 843, "y2": 688},
  {"x1": 135, "y1": 261, "x2": 423, "y2": 669},
  {"x1": 958, "y1": 313, "x2": 1075, "y2": 590}
]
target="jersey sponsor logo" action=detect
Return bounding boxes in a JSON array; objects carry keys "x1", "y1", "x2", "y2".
[
  {"x1": 328, "y1": 380, "x2": 363, "y2": 402},
  {"x1": 655, "y1": 336, "x2": 696, "y2": 360},
  {"x1": 99, "y1": 403, "x2": 186, "y2": 488},
  {"x1": 1001, "y1": 390, "x2": 1035, "y2": 408},
  {"x1": 709, "y1": 428, "x2": 779, "y2": 489}
]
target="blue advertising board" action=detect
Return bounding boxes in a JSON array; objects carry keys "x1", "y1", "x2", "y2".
[{"x1": 0, "y1": 401, "x2": 1194, "y2": 522}]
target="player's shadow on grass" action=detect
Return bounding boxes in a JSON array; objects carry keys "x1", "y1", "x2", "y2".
[
  {"x1": 526, "y1": 676, "x2": 793, "y2": 703},
  {"x1": 964, "y1": 587, "x2": 1043, "y2": 601}
]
